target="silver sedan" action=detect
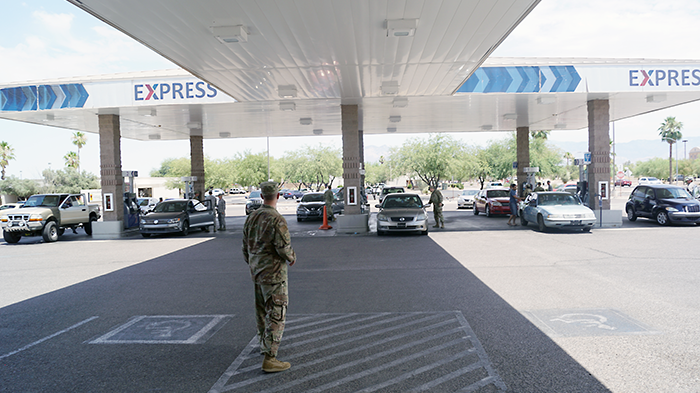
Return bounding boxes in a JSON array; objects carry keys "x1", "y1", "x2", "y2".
[
  {"x1": 375, "y1": 193, "x2": 428, "y2": 236},
  {"x1": 520, "y1": 192, "x2": 596, "y2": 232}
]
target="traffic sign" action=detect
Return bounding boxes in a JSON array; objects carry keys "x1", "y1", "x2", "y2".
[
  {"x1": 583, "y1": 152, "x2": 591, "y2": 165},
  {"x1": 617, "y1": 171, "x2": 625, "y2": 179}
]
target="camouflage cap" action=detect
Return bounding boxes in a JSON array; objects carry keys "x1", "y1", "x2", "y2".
[{"x1": 260, "y1": 181, "x2": 279, "y2": 197}]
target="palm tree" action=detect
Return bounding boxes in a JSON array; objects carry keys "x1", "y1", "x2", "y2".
[
  {"x1": 658, "y1": 117, "x2": 683, "y2": 182},
  {"x1": 0, "y1": 141, "x2": 15, "y2": 180},
  {"x1": 64, "y1": 151, "x2": 80, "y2": 170},
  {"x1": 71, "y1": 131, "x2": 87, "y2": 173}
]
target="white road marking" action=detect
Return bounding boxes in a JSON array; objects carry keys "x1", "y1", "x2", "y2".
[{"x1": 0, "y1": 316, "x2": 98, "y2": 360}]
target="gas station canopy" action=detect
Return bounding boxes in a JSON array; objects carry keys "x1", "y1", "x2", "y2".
[{"x1": 2, "y1": 1, "x2": 700, "y2": 140}]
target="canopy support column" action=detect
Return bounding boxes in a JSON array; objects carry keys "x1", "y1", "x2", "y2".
[
  {"x1": 190, "y1": 135, "x2": 205, "y2": 200},
  {"x1": 337, "y1": 104, "x2": 368, "y2": 233},
  {"x1": 516, "y1": 126, "x2": 530, "y2": 195},
  {"x1": 93, "y1": 114, "x2": 124, "y2": 239}
]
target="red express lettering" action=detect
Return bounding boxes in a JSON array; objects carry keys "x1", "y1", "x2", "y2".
[{"x1": 630, "y1": 69, "x2": 700, "y2": 87}]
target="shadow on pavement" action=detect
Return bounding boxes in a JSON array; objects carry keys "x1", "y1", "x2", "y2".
[{"x1": 0, "y1": 234, "x2": 611, "y2": 392}]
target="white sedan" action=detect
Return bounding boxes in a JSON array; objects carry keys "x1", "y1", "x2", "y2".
[
  {"x1": 457, "y1": 189, "x2": 478, "y2": 209},
  {"x1": 519, "y1": 192, "x2": 596, "y2": 232}
]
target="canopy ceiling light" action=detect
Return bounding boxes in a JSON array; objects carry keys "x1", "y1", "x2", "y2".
[
  {"x1": 502, "y1": 113, "x2": 517, "y2": 120},
  {"x1": 386, "y1": 19, "x2": 418, "y2": 37},
  {"x1": 381, "y1": 81, "x2": 399, "y2": 95},
  {"x1": 186, "y1": 121, "x2": 202, "y2": 129},
  {"x1": 211, "y1": 25, "x2": 248, "y2": 43},
  {"x1": 219, "y1": 132, "x2": 231, "y2": 138},
  {"x1": 387, "y1": 127, "x2": 397, "y2": 133},
  {"x1": 554, "y1": 123, "x2": 567, "y2": 129},
  {"x1": 299, "y1": 117, "x2": 312, "y2": 125},
  {"x1": 647, "y1": 94, "x2": 666, "y2": 103},
  {"x1": 278, "y1": 85, "x2": 297, "y2": 98},
  {"x1": 481, "y1": 125, "x2": 493, "y2": 131},
  {"x1": 536, "y1": 96, "x2": 556, "y2": 105},
  {"x1": 138, "y1": 107, "x2": 157, "y2": 117},
  {"x1": 389, "y1": 115, "x2": 401, "y2": 123},
  {"x1": 148, "y1": 134, "x2": 161, "y2": 140},
  {"x1": 279, "y1": 101, "x2": 296, "y2": 111},
  {"x1": 392, "y1": 97, "x2": 408, "y2": 108},
  {"x1": 313, "y1": 129, "x2": 323, "y2": 135}
]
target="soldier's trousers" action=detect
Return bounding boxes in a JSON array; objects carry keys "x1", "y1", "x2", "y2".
[
  {"x1": 325, "y1": 203, "x2": 334, "y2": 221},
  {"x1": 254, "y1": 281, "x2": 288, "y2": 357},
  {"x1": 433, "y1": 207, "x2": 444, "y2": 226}
]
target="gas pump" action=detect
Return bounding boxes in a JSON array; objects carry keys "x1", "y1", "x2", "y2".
[
  {"x1": 181, "y1": 176, "x2": 197, "y2": 199},
  {"x1": 123, "y1": 171, "x2": 140, "y2": 229},
  {"x1": 523, "y1": 167, "x2": 539, "y2": 190},
  {"x1": 574, "y1": 157, "x2": 589, "y2": 206}
]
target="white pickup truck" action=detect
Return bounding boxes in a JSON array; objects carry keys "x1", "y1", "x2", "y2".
[{"x1": 1, "y1": 193, "x2": 101, "y2": 243}]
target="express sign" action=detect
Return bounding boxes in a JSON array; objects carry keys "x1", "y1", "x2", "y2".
[
  {"x1": 629, "y1": 69, "x2": 700, "y2": 87},
  {"x1": 134, "y1": 81, "x2": 218, "y2": 101}
]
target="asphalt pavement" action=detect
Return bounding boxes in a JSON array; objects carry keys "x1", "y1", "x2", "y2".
[{"x1": 1, "y1": 187, "x2": 699, "y2": 392}]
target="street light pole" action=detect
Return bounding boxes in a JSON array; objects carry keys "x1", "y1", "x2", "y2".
[{"x1": 683, "y1": 139, "x2": 688, "y2": 160}]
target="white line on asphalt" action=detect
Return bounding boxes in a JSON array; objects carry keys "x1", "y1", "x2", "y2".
[{"x1": 0, "y1": 316, "x2": 99, "y2": 360}]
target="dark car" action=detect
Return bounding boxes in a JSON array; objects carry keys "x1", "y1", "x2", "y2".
[
  {"x1": 625, "y1": 184, "x2": 700, "y2": 225},
  {"x1": 295, "y1": 192, "x2": 343, "y2": 221},
  {"x1": 139, "y1": 199, "x2": 215, "y2": 237},
  {"x1": 245, "y1": 191, "x2": 264, "y2": 215},
  {"x1": 473, "y1": 188, "x2": 511, "y2": 216},
  {"x1": 283, "y1": 189, "x2": 307, "y2": 199}
]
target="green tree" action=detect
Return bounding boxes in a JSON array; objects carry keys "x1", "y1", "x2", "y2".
[
  {"x1": 392, "y1": 134, "x2": 462, "y2": 188},
  {"x1": 364, "y1": 161, "x2": 390, "y2": 185},
  {"x1": 235, "y1": 151, "x2": 274, "y2": 188},
  {"x1": 1, "y1": 141, "x2": 15, "y2": 180},
  {"x1": 634, "y1": 157, "x2": 669, "y2": 180},
  {"x1": 0, "y1": 176, "x2": 40, "y2": 198},
  {"x1": 281, "y1": 145, "x2": 340, "y2": 190},
  {"x1": 41, "y1": 168, "x2": 99, "y2": 194},
  {"x1": 659, "y1": 116, "x2": 683, "y2": 182},
  {"x1": 71, "y1": 132, "x2": 87, "y2": 173},
  {"x1": 64, "y1": 151, "x2": 79, "y2": 170},
  {"x1": 150, "y1": 157, "x2": 192, "y2": 190}
]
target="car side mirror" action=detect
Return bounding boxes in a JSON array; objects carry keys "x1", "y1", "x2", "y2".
[{"x1": 375, "y1": 204, "x2": 381, "y2": 208}]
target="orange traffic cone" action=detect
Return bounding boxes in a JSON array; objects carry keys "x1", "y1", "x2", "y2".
[{"x1": 319, "y1": 206, "x2": 333, "y2": 230}]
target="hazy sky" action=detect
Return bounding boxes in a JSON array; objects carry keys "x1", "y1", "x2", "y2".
[{"x1": 2, "y1": 0, "x2": 700, "y2": 179}]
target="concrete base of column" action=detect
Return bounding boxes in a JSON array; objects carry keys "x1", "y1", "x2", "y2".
[
  {"x1": 593, "y1": 210, "x2": 623, "y2": 228},
  {"x1": 336, "y1": 213, "x2": 369, "y2": 234},
  {"x1": 91, "y1": 221, "x2": 127, "y2": 239}
]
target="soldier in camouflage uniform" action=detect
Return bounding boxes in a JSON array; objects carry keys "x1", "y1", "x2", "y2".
[
  {"x1": 323, "y1": 185, "x2": 334, "y2": 222},
  {"x1": 242, "y1": 181, "x2": 296, "y2": 373},
  {"x1": 427, "y1": 185, "x2": 444, "y2": 228}
]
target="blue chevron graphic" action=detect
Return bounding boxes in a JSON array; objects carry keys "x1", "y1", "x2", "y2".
[
  {"x1": 457, "y1": 66, "x2": 581, "y2": 93},
  {"x1": 1, "y1": 83, "x2": 88, "y2": 111}
]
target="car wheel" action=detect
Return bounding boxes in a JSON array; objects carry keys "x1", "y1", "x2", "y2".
[
  {"x1": 421, "y1": 227, "x2": 429, "y2": 236},
  {"x1": 42, "y1": 221, "x2": 59, "y2": 242},
  {"x1": 377, "y1": 230, "x2": 385, "y2": 236},
  {"x1": 473, "y1": 205, "x2": 479, "y2": 215},
  {"x1": 655, "y1": 211, "x2": 670, "y2": 226},
  {"x1": 297, "y1": 217, "x2": 303, "y2": 222},
  {"x1": 582, "y1": 227, "x2": 591, "y2": 232},
  {"x1": 626, "y1": 206, "x2": 637, "y2": 222},
  {"x1": 3, "y1": 231, "x2": 21, "y2": 244},
  {"x1": 485, "y1": 205, "x2": 491, "y2": 217},
  {"x1": 180, "y1": 220, "x2": 190, "y2": 236},
  {"x1": 537, "y1": 215, "x2": 547, "y2": 232},
  {"x1": 141, "y1": 233, "x2": 151, "y2": 238},
  {"x1": 84, "y1": 215, "x2": 97, "y2": 236},
  {"x1": 520, "y1": 213, "x2": 528, "y2": 226},
  {"x1": 201, "y1": 226, "x2": 210, "y2": 232}
]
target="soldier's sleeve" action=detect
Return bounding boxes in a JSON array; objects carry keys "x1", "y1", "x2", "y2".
[
  {"x1": 273, "y1": 217, "x2": 296, "y2": 263},
  {"x1": 241, "y1": 220, "x2": 249, "y2": 264}
]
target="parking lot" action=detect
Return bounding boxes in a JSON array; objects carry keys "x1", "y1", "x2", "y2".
[{"x1": 2, "y1": 186, "x2": 700, "y2": 392}]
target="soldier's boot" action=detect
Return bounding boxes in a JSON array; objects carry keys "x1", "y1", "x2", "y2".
[{"x1": 262, "y1": 355, "x2": 291, "y2": 373}]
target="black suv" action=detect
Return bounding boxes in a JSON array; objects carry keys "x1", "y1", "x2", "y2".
[{"x1": 626, "y1": 184, "x2": 700, "y2": 225}]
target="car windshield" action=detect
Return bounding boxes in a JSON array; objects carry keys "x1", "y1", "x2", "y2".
[
  {"x1": 382, "y1": 195, "x2": 423, "y2": 208},
  {"x1": 486, "y1": 190, "x2": 509, "y2": 198},
  {"x1": 656, "y1": 187, "x2": 691, "y2": 199},
  {"x1": 23, "y1": 195, "x2": 62, "y2": 207},
  {"x1": 648, "y1": 177, "x2": 659, "y2": 181},
  {"x1": 538, "y1": 193, "x2": 581, "y2": 206},
  {"x1": 137, "y1": 198, "x2": 150, "y2": 206},
  {"x1": 301, "y1": 193, "x2": 324, "y2": 202},
  {"x1": 249, "y1": 191, "x2": 262, "y2": 198},
  {"x1": 462, "y1": 190, "x2": 478, "y2": 196},
  {"x1": 382, "y1": 188, "x2": 404, "y2": 195},
  {"x1": 153, "y1": 201, "x2": 187, "y2": 213}
]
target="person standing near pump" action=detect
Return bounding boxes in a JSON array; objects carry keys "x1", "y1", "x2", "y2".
[
  {"x1": 507, "y1": 183, "x2": 522, "y2": 226},
  {"x1": 216, "y1": 193, "x2": 226, "y2": 230},
  {"x1": 323, "y1": 185, "x2": 335, "y2": 222},
  {"x1": 206, "y1": 190, "x2": 217, "y2": 232},
  {"x1": 242, "y1": 181, "x2": 296, "y2": 373},
  {"x1": 427, "y1": 185, "x2": 444, "y2": 228}
]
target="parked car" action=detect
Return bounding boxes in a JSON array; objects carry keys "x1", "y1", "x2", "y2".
[
  {"x1": 473, "y1": 188, "x2": 511, "y2": 216},
  {"x1": 136, "y1": 197, "x2": 158, "y2": 213},
  {"x1": 614, "y1": 179, "x2": 632, "y2": 187},
  {"x1": 0, "y1": 202, "x2": 24, "y2": 210},
  {"x1": 485, "y1": 181, "x2": 503, "y2": 189},
  {"x1": 245, "y1": 191, "x2": 264, "y2": 215},
  {"x1": 208, "y1": 188, "x2": 225, "y2": 197},
  {"x1": 519, "y1": 192, "x2": 596, "y2": 232},
  {"x1": 295, "y1": 192, "x2": 343, "y2": 221},
  {"x1": 139, "y1": 199, "x2": 215, "y2": 237},
  {"x1": 625, "y1": 184, "x2": 700, "y2": 225},
  {"x1": 555, "y1": 183, "x2": 578, "y2": 194},
  {"x1": 378, "y1": 186, "x2": 405, "y2": 203},
  {"x1": 283, "y1": 189, "x2": 307, "y2": 199},
  {"x1": 638, "y1": 177, "x2": 662, "y2": 185},
  {"x1": 375, "y1": 193, "x2": 428, "y2": 236},
  {"x1": 228, "y1": 187, "x2": 246, "y2": 194},
  {"x1": 457, "y1": 189, "x2": 479, "y2": 209}
]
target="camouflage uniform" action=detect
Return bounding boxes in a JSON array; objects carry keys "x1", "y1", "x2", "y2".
[
  {"x1": 429, "y1": 188, "x2": 444, "y2": 228},
  {"x1": 323, "y1": 188, "x2": 334, "y2": 221},
  {"x1": 242, "y1": 183, "x2": 296, "y2": 357}
]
